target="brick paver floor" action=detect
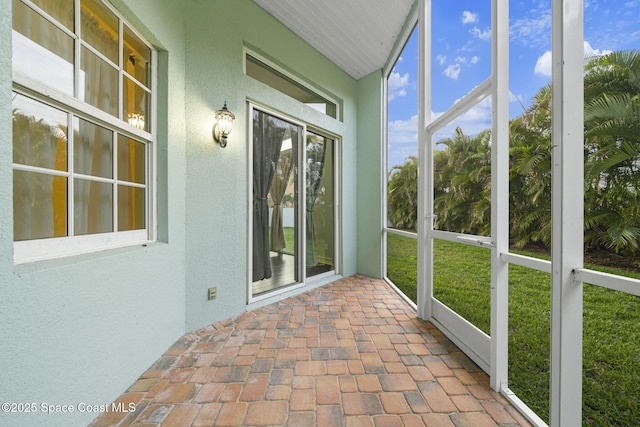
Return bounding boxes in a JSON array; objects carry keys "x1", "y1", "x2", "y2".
[{"x1": 90, "y1": 275, "x2": 532, "y2": 426}]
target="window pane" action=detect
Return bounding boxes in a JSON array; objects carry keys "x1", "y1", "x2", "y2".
[
  {"x1": 12, "y1": 93, "x2": 68, "y2": 171},
  {"x1": 12, "y1": 0, "x2": 74, "y2": 95},
  {"x1": 386, "y1": 233, "x2": 417, "y2": 302},
  {"x1": 81, "y1": 46, "x2": 119, "y2": 116},
  {"x1": 74, "y1": 118, "x2": 113, "y2": 178},
  {"x1": 118, "y1": 186, "x2": 145, "y2": 231},
  {"x1": 13, "y1": 170, "x2": 67, "y2": 241},
  {"x1": 123, "y1": 77, "x2": 149, "y2": 131},
  {"x1": 117, "y1": 135, "x2": 145, "y2": 184},
  {"x1": 28, "y1": 0, "x2": 74, "y2": 30},
  {"x1": 246, "y1": 54, "x2": 337, "y2": 119},
  {"x1": 74, "y1": 178, "x2": 113, "y2": 235},
  {"x1": 123, "y1": 24, "x2": 151, "y2": 87},
  {"x1": 80, "y1": 0, "x2": 119, "y2": 64}
]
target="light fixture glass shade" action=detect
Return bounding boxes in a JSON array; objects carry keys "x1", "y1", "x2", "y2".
[
  {"x1": 127, "y1": 112, "x2": 145, "y2": 130},
  {"x1": 214, "y1": 102, "x2": 235, "y2": 147}
]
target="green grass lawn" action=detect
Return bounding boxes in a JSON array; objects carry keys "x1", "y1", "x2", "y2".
[{"x1": 387, "y1": 233, "x2": 640, "y2": 426}]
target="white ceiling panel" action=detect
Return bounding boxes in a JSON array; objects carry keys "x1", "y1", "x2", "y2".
[{"x1": 252, "y1": 0, "x2": 415, "y2": 79}]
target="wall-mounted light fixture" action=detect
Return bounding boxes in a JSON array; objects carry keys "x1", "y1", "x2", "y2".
[
  {"x1": 213, "y1": 101, "x2": 235, "y2": 148},
  {"x1": 127, "y1": 112, "x2": 145, "y2": 130}
]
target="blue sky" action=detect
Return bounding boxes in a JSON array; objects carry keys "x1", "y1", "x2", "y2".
[{"x1": 387, "y1": 0, "x2": 640, "y2": 170}]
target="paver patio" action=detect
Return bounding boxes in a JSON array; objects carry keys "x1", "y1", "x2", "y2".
[{"x1": 90, "y1": 275, "x2": 532, "y2": 426}]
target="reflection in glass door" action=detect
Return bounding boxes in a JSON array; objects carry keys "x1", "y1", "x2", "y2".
[
  {"x1": 251, "y1": 109, "x2": 337, "y2": 297},
  {"x1": 306, "y1": 131, "x2": 335, "y2": 278}
]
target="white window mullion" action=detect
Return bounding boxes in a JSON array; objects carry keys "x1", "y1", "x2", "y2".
[
  {"x1": 21, "y1": 0, "x2": 76, "y2": 39},
  {"x1": 11, "y1": 164, "x2": 70, "y2": 177},
  {"x1": 116, "y1": 181, "x2": 146, "y2": 189},
  {"x1": 299, "y1": 124, "x2": 307, "y2": 283},
  {"x1": 68, "y1": 113, "x2": 75, "y2": 237},
  {"x1": 118, "y1": 18, "x2": 124, "y2": 122},
  {"x1": 145, "y1": 140, "x2": 151, "y2": 239},
  {"x1": 73, "y1": 0, "x2": 80, "y2": 99},
  {"x1": 122, "y1": 70, "x2": 152, "y2": 94},
  {"x1": 80, "y1": 39, "x2": 120, "y2": 71},
  {"x1": 113, "y1": 131, "x2": 119, "y2": 232}
]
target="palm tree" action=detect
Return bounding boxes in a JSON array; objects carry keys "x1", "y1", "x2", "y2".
[
  {"x1": 508, "y1": 84, "x2": 552, "y2": 249},
  {"x1": 388, "y1": 155, "x2": 418, "y2": 231},
  {"x1": 433, "y1": 127, "x2": 491, "y2": 236},
  {"x1": 583, "y1": 50, "x2": 640, "y2": 254}
]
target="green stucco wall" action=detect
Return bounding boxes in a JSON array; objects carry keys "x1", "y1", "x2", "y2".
[
  {"x1": 0, "y1": 1, "x2": 187, "y2": 426},
  {"x1": 356, "y1": 71, "x2": 385, "y2": 278},
  {"x1": 181, "y1": 0, "x2": 360, "y2": 330},
  {"x1": 0, "y1": 0, "x2": 385, "y2": 425}
]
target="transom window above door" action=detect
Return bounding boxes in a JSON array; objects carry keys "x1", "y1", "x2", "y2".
[{"x1": 245, "y1": 50, "x2": 339, "y2": 120}]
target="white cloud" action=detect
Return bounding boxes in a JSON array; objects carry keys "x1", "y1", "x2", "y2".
[
  {"x1": 449, "y1": 56, "x2": 480, "y2": 69},
  {"x1": 470, "y1": 26, "x2": 491, "y2": 40},
  {"x1": 443, "y1": 64, "x2": 461, "y2": 80},
  {"x1": 387, "y1": 115, "x2": 419, "y2": 168},
  {"x1": 388, "y1": 71, "x2": 410, "y2": 101},
  {"x1": 462, "y1": 11, "x2": 478, "y2": 24},
  {"x1": 534, "y1": 41, "x2": 613, "y2": 77},
  {"x1": 583, "y1": 40, "x2": 612, "y2": 58},
  {"x1": 534, "y1": 51, "x2": 552, "y2": 76},
  {"x1": 388, "y1": 115, "x2": 419, "y2": 145},
  {"x1": 510, "y1": 6, "x2": 551, "y2": 48},
  {"x1": 436, "y1": 55, "x2": 446, "y2": 66}
]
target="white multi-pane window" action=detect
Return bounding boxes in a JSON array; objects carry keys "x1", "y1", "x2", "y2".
[{"x1": 11, "y1": 0, "x2": 155, "y2": 262}]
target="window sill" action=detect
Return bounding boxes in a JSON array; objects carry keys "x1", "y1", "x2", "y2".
[{"x1": 13, "y1": 236, "x2": 161, "y2": 273}]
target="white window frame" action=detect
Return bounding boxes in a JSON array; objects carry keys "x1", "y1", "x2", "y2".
[{"x1": 12, "y1": 0, "x2": 157, "y2": 264}]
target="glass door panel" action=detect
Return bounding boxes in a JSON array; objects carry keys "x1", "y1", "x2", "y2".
[
  {"x1": 306, "y1": 131, "x2": 335, "y2": 278},
  {"x1": 252, "y1": 110, "x2": 301, "y2": 296}
]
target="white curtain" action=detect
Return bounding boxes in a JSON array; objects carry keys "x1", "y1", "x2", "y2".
[
  {"x1": 305, "y1": 137, "x2": 327, "y2": 267},
  {"x1": 269, "y1": 147, "x2": 294, "y2": 252}
]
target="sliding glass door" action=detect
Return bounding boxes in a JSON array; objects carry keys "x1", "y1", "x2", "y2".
[{"x1": 250, "y1": 106, "x2": 337, "y2": 298}]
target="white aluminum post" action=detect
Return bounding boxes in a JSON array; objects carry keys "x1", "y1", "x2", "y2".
[
  {"x1": 490, "y1": 0, "x2": 509, "y2": 392},
  {"x1": 417, "y1": 0, "x2": 432, "y2": 320},
  {"x1": 550, "y1": 0, "x2": 584, "y2": 425}
]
